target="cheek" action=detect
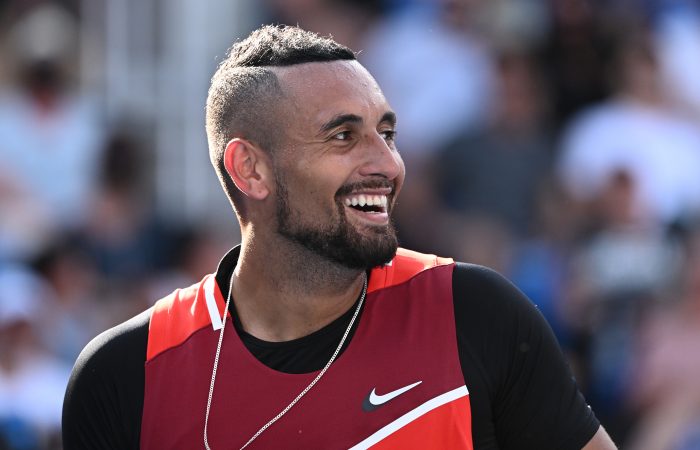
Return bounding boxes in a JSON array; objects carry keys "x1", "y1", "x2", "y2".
[
  {"x1": 285, "y1": 154, "x2": 354, "y2": 207},
  {"x1": 284, "y1": 172, "x2": 342, "y2": 212},
  {"x1": 299, "y1": 161, "x2": 348, "y2": 195}
]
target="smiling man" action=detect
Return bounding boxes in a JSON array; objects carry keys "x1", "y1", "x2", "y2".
[{"x1": 62, "y1": 25, "x2": 616, "y2": 450}]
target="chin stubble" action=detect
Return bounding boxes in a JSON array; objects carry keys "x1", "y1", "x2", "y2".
[{"x1": 274, "y1": 174, "x2": 398, "y2": 270}]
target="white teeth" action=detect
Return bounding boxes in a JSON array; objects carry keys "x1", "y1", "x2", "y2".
[{"x1": 345, "y1": 194, "x2": 389, "y2": 209}]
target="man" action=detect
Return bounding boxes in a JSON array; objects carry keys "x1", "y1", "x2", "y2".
[{"x1": 63, "y1": 25, "x2": 616, "y2": 449}]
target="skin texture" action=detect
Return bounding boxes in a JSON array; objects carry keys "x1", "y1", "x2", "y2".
[
  {"x1": 223, "y1": 60, "x2": 404, "y2": 342},
  {"x1": 272, "y1": 61, "x2": 403, "y2": 270}
]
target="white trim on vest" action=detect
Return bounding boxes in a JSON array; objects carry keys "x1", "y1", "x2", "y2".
[{"x1": 204, "y1": 275, "x2": 224, "y2": 331}]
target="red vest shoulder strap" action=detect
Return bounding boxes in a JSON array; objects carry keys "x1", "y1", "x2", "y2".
[
  {"x1": 147, "y1": 275, "x2": 227, "y2": 362},
  {"x1": 368, "y1": 248, "x2": 454, "y2": 294}
]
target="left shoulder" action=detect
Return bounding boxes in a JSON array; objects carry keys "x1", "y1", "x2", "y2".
[
  {"x1": 368, "y1": 248, "x2": 453, "y2": 293},
  {"x1": 451, "y1": 263, "x2": 602, "y2": 449},
  {"x1": 451, "y1": 262, "x2": 545, "y2": 327}
]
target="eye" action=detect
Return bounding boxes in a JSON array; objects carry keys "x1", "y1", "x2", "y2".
[
  {"x1": 379, "y1": 129, "x2": 397, "y2": 143},
  {"x1": 333, "y1": 130, "x2": 351, "y2": 141}
]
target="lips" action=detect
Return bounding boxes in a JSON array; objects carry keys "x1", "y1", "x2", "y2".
[
  {"x1": 336, "y1": 180, "x2": 394, "y2": 221},
  {"x1": 340, "y1": 192, "x2": 391, "y2": 226}
]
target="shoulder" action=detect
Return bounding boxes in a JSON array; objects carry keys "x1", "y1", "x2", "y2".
[
  {"x1": 369, "y1": 248, "x2": 453, "y2": 293},
  {"x1": 72, "y1": 308, "x2": 151, "y2": 377},
  {"x1": 451, "y1": 263, "x2": 601, "y2": 449},
  {"x1": 451, "y1": 262, "x2": 564, "y2": 368},
  {"x1": 450, "y1": 262, "x2": 558, "y2": 404},
  {"x1": 452, "y1": 262, "x2": 540, "y2": 323},
  {"x1": 452, "y1": 262, "x2": 514, "y2": 294},
  {"x1": 450, "y1": 262, "x2": 548, "y2": 371},
  {"x1": 63, "y1": 308, "x2": 151, "y2": 449}
]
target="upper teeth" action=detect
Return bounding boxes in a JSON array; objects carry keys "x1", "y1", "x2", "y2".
[{"x1": 344, "y1": 195, "x2": 388, "y2": 208}]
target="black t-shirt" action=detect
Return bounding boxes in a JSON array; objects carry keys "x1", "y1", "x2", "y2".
[{"x1": 62, "y1": 253, "x2": 599, "y2": 449}]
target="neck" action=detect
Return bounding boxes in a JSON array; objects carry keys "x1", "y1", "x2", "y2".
[{"x1": 230, "y1": 232, "x2": 367, "y2": 342}]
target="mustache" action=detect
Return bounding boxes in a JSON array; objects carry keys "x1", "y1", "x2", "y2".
[{"x1": 335, "y1": 179, "x2": 395, "y2": 198}]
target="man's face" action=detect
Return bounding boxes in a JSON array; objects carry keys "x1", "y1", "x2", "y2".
[{"x1": 270, "y1": 60, "x2": 405, "y2": 270}]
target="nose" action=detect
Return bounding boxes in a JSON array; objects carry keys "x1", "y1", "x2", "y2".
[{"x1": 358, "y1": 133, "x2": 405, "y2": 182}]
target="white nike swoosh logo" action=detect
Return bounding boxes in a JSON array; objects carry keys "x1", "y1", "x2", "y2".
[{"x1": 364, "y1": 381, "x2": 422, "y2": 411}]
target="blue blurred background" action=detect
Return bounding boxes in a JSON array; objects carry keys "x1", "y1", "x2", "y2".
[{"x1": 1, "y1": 0, "x2": 700, "y2": 448}]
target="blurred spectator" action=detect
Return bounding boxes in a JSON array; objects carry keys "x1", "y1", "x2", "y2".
[
  {"x1": 558, "y1": 27, "x2": 700, "y2": 227},
  {"x1": 0, "y1": 4, "x2": 105, "y2": 261},
  {"x1": 261, "y1": 0, "x2": 382, "y2": 51},
  {"x1": 653, "y1": 1, "x2": 700, "y2": 120},
  {"x1": 625, "y1": 227, "x2": 700, "y2": 450},
  {"x1": 434, "y1": 51, "x2": 554, "y2": 237},
  {"x1": 427, "y1": 49, "x2": 563, "y2": 345},
  {"x1": 31, "y1": 242, "x2": 105, "y2": 364},
  {"x1": 508, "y1": 175, "x2": 583, "y2": 351},
  {"x1": 0, "y1": 264, "x2": 69, "y2": 449},
  {"x1": 571, "y1": 171, "x2": 680, "y2": 303},
  {"x1": 459, "y1": 0, "x2": 550, "y2": 53},
  {"x1": 564, "y1": 168, "x2": 682, "y2": 443},
  {"x1": 538, "y1": 0, "x2": 616, "y2": 127},
  {"x1": 77, "y1": 130, "x2": 167, "y2": 281},
  {"x1": 0, "y1": 173, "x2": 53, "y2": 263}
]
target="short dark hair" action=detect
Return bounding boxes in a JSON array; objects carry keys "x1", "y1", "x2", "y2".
[{"x1": 205, "y1": 25, "x2": 356, "y2": 216}]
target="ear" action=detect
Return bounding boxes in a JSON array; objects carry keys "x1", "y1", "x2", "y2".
[{"x1": 223, "y1": 138, "x2": 271, "y2": 200}]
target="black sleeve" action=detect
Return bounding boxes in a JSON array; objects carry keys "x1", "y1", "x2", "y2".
[
  {"x1": 453, "y1": 263, "x2": 599, "y2": 450},
  {"x1": 62, "y1": 308, "x2": 150, "y2": 450}
]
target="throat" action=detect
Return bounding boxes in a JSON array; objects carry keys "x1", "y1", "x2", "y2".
[{"x1": 231, "y1": 239, "x2": 368, "y2": 341}]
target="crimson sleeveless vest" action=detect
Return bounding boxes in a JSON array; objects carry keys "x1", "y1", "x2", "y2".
[{"x1": 141, "y1": 248, "x2": 473, "y2": 449}]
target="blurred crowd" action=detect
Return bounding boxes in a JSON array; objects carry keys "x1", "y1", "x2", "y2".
[{"x1": 1, "y1": 0, "x2": 700, "y2": 448}]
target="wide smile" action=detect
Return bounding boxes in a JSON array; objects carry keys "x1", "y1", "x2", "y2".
[{"x1": 342, "y1": 192, "x2": 390, "y2": 225}]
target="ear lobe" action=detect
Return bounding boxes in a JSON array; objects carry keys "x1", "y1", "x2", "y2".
[{"x1": 223, "y1": 138, "x2": 271, "y2": 200}]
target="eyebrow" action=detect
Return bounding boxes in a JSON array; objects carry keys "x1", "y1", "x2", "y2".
[
  {"x1": 319, "y1": 111, "x2": 397, "y2": 133},
  {"x1": 380, "y1": 111, "x2": 397, "y2": 127},
  {"x1": 320, "y1": 114, "x2": 362, "y2": 133}
]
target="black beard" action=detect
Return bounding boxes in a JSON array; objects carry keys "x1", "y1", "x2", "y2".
[{"x1": 275, "y1": 174, "x2": 398, "y2": 270}]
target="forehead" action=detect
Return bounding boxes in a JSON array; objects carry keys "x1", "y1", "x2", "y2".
[{"x1": 274, "y1": 60, "x2": 390, "y2": 127}]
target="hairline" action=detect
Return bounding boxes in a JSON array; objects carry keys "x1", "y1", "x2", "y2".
[{"x1": 205, "y1": 25, "x2": 358, "y2": 218}]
